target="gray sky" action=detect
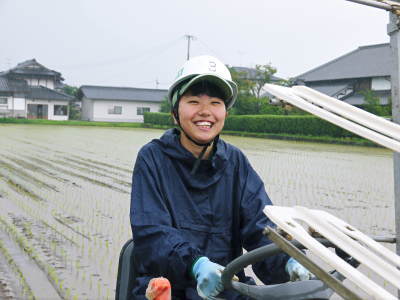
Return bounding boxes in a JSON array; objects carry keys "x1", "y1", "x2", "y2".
[{"x1": 0, "y1": 0, "x2": 390, "y2": 89}]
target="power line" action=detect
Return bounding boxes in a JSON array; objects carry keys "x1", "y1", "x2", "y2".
[
  {"x1": 58, "y1": 37, "x2": 183, "y2": 71},
  {"x1": 196, "y1": 37, "x2": 225, "y2": 61}
]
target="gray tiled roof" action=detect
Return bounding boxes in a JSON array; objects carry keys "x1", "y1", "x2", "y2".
[
  {"x1": 29, "y1": 86, "x2": 74, "y2": 101},
  {"x1": 3, "y1": 59, "x2": 63, "y2": 80},
  {"x1": 296, "y1": 43, "x2": 391, "y2": 82},
  {"x1": 0, "y1": 76, "x2": 29, "y2": 92},
  {"x1": 79, "y1": 85, "x2": 168, "y2": 102},
  {"x1": 0, "y1": 75, "x2": 73, "y2": 101},
  {"x1": 232, "y1": 66, "x2": 283, "y2": 82}
]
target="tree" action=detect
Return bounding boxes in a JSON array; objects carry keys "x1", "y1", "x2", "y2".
[
  {"x1": 62, "y1": 85, "x2": 79, "y2": 98},
  {"x1": 229, "y1": 64, "x2": 287, "y2": 115},
  {"x1": 250, "y1": 63, "x2": 277, "y2": 98},
  {"x1": 62, "y1": 85, "x2": 81, "y2": 120},
  {"x1": 360, "y1": 90, "x2": 386, "y2": 116},
  {"x1": 229, "y1": 67, "x2": 255, "y2": 97},
  {"x1": 159, "y1": 96, "x2": 171, "y2": 113}
]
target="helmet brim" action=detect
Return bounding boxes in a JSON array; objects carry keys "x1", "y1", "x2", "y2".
[{"x1": 179, "y1": 73, "x2": 233, "y2": 104}]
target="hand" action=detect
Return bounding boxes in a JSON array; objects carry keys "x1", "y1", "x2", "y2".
[
  {"x1": 285, "y1": 257, "x2": 312, "y2": 281},
  {"x1": 192, "y1": 257, "x2": 224, "y2": 299}
]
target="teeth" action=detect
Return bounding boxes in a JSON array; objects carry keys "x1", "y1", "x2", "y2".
[{"x1": 196, "y1": 121, "x2": 211, "y2": 126}]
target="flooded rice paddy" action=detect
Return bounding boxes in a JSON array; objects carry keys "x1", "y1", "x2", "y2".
[{"x1": 0, "y1": 124, "x2": 396, "y2": 299}]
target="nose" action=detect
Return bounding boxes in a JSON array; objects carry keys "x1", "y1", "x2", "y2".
[{"x1": 197, "y1": 102, "x2": 211, "y2": 116}]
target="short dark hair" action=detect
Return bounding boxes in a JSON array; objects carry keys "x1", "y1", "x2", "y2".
[{"x1": 182, "y1": 81, "x2": 226, "y2": 101}]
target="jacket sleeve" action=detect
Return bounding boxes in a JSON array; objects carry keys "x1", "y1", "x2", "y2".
[
  {"x1": 240, "y1": 158, "x2": 290, "y2": 284},
  {"x1": 130, "y1": 151, "x2": 201, "y2": 291}
]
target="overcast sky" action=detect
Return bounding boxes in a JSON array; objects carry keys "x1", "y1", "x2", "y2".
[{"x1": 0, "y1": 0, "x2": 390, "y2": 89}]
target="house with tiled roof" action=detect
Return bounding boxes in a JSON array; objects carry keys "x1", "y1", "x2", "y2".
[
  {"x1": 294, "y1": 43, "x2": 391, "y2": 106},
  {"x1": 78, "y1": 85, "x2": 167, "y2": 122},
  {"x1": 232, "y1": 66, "x2": 283, "y2": 82},
  {"x1": 0, "y1": 59, "x2": 74, "y2": 119}
]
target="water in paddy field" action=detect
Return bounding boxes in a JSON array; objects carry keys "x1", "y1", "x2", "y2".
[
  {"x1": 225, "y1": 135, "x2": 395, "y2": 237},
  {"x1": 0, "y1": 124, "x2": 396, "y2": 299}
]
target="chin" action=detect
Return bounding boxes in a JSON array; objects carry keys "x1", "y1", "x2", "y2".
[{"x1": 194, "y1": 135, "x2": 215, "y2": 145}]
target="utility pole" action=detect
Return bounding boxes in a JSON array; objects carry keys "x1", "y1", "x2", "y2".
[
  {"x1": 388, "y1": 10, "x2": 400, "y2": 263},
  {"x1": 345, "y1": 0, "x2": 400, "y2": 271},
  {"x1": 184, "y1": 34, "x2": 196, "y2": 60}
]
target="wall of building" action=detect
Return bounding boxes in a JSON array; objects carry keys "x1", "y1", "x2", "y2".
[
  {"x1": 81, "y1": 97, "x2": 93, "y2": 121},
  {"x1": 0, "y1": 96, "x2": 26, "y2": 117},
  {"x1": 26, "y1": 78, "x2": 55, "y2": 89},
  {"x1": 89, "y1": 100, "x2": 160, "y2": 122},
  {"x1": 306, "y1": 77, "x2": 391, "y2": 106},
  {"x1": 371, "y1": 77, "x2": 391, "y2": 91},
  {"x1": 26, "y1": 99, "x2": 69, "y2": 120}
]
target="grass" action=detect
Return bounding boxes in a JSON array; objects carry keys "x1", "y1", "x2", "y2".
[
  {"x1": 0, "y1": 118, "x2": 142, "y2": 128},
  {"x1": 0, "y1": 117, "x2": 380, "y2": 147}
]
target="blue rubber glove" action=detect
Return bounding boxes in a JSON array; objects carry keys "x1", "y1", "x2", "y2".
[
  {"x1": 192, "y1": 257, "x2": 224, "y2": 299},
  {"x1": 285, "y1": 257, "x2": 312, "y2": 281}
]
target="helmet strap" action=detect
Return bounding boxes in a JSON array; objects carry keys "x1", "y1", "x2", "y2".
[
  {"x1": 173, "y1": 104, "x2": 211, "y2": 148},
  {"x1": 190, "y1": 144, "x2": 209, "y2": 175}
]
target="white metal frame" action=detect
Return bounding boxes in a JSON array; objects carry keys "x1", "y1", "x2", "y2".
[
  {"x1": 263, "y1": 84, "x2": 400, "y2": 153},
  {"x1": 264, "y1": 206, "x2": 400, "y2": 300}
]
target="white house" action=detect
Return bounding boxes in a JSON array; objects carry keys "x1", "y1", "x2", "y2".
[
  {"x1": 293, "y1": 43, "x2": 391, "y2": 106},
  {"x1": 0, "y1": 59, "x2": 74, "y2": 120},
  {"x1": 79, "y1": 85, "x2": 167, "y2": 122}
]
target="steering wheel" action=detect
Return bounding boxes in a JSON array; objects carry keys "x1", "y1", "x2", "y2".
[{"x1": 221, "y1": 239, "x2": 358, "y2": 300}]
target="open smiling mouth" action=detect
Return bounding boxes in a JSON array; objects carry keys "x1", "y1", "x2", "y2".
[{"x1": 195, "y1": 121, "x2": 214, "y2": 129}]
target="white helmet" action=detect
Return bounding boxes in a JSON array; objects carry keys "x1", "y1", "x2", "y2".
[{"x1": 167, "y1": 55, "x2": 238, "y2": 109}]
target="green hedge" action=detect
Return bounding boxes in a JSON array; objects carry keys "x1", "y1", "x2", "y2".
[
  {"x1": 143, "y1": 112, "x2": 174, "y2": 126},
  {"x1": 224, "y1": 115, "x2": 356, "y2": 137},
  {"x1": 144, "y1": 113, "x2": 356, "y2": 138}
]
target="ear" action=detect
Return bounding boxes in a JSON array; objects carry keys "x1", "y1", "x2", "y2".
[
  {"x1": 171, "y1": 112, "x2": 178, "y2": 125},
  {"x1": 225, "y1": 111, "x2": 229, "y2": 119}
]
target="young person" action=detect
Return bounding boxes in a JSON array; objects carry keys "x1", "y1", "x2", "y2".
[{"x1": 130, "y1": 55, "x2": 311, "y2": 299}]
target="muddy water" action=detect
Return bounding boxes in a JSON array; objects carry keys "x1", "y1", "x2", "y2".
[{"x1": 0, "y1": 125, "x2": 395, "y2": 299}]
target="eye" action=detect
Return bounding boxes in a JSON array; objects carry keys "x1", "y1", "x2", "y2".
[
  {"x1": 212, "y1": 101, "x2": 223, "y2": 105},
  {"x1": 188, "y1": 100, "x2": 199, "y2": 104}
]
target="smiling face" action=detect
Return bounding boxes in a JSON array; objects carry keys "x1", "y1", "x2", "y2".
[{"x1": 177, "y1": 92, "x2": 227, "y2": 154}]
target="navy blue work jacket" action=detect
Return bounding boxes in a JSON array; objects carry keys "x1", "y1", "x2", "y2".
[{"x1": 130, "y1": 129, "x2": 289, "y2": 299}]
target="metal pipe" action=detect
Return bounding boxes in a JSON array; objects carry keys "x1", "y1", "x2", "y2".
[
  {"x1": 292, "y1": 85, "x2": 400, "y2": 141},
  {"x1": 263, "y1": 84, "x2": 400, "y2": 152},
  {"x1": 345, "y1": 0, "x2": 392, "y2": 10},
  {"x1": 265, "y1": 227, "x2": 364, "y2": 300}
]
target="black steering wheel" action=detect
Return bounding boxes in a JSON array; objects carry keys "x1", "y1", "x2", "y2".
[{"x1": 221, "y1": 239, "x2": 358, "y2": 300}]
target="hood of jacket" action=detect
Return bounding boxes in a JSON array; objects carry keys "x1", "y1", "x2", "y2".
[{"x1": 152, "y1": 128, "x2": 231, "y2": 189}]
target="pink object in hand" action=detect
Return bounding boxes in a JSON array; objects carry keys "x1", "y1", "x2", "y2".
[{"x1": 145, "y1": 277, "x2": 171, "y2": 300}]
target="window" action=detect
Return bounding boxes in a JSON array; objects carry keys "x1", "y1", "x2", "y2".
[
  {"x1": 54, "y1": 105, "x2": 68, "y2": 116},
  {"x1": 0, "y1": 98, "x2": 7, "y2": 106},
  {"x1": 108, "y1": 106, "x2": 123, "y2": 114},
  {"x1": 371, "y1": 77, "x2": 391, "y2": 91},
  {"x1": 137, "y1": 107, "x2": 150, "y2": 115}
]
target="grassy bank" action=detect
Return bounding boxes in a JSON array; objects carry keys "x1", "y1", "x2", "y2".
[
  {"x1": 0, "y1": 118, "x2": 378, "y2": 147},
  {"x1": 0, "y1": 118, "x2": 142, "y2": 128}
]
